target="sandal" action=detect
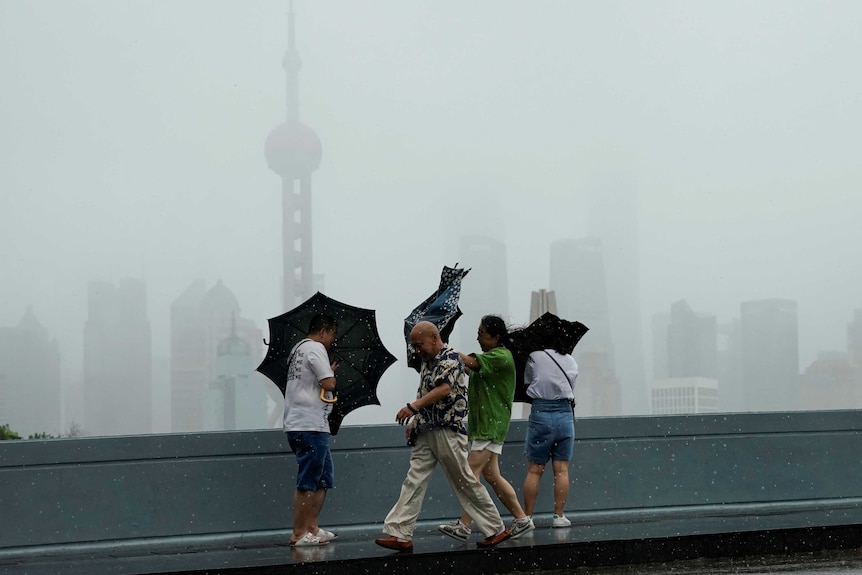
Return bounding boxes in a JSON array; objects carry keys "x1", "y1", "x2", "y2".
[
  {"x1": 291, "y1": 532, "x2": 329, "y2": 547},
  {"x1": 316, "y1": 527, "x2": 338, "y2": 540}
]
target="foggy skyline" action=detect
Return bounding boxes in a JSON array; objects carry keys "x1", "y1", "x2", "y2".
[{"x1": 3, "y1": 1, "x2": 862, "y2": 429}]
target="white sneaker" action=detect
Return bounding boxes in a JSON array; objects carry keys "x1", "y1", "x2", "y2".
[
  {"x1": 438, "y1": 519, "x2": 471, "y2": 542},
  {"x1": 509, "y1": 516, "x2": 535, "y2": 539},
  {"x1": 552, "y1": 514, "x2": 572, "y2": 528}
]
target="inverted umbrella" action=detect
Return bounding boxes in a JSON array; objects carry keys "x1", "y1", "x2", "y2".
[
  {"x1": 403, "y1": 265, "x2": 470, "y2": 371},
  {"x1": 257, "y1": 292, "x2": 397, "y2": 434},
  {"x1": 508, "y1": 312, "x2": 589, "y2": 402}
]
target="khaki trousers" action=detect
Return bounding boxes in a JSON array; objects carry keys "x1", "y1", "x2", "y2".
[{"x1": 382, "y1": 427, "x2": 505, "y2": 540}]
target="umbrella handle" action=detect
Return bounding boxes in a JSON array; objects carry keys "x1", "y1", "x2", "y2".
[{"x1": 320, "y1": 388, "x2": 337, "y2": 404}]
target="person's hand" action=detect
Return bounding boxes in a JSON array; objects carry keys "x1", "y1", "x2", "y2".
[
  {"x1": 330, "y1": 361, "x2": 339, "y2": 372},
  {"x1": 396, "y1": 405, "x2": 414, "y2": 425}
]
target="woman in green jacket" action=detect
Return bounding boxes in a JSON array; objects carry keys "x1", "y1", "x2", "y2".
[{"x1": 438, "y1": 315, "x2": 535, "y2": 541}]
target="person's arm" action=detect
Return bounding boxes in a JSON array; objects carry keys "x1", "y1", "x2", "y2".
[
  {"x1": 458, "y1": 352, "x2": 479, "y2": 371},
  {"x1": 396, "y1": 383, "x2": 452, "y2": 425},
  {"x1": 413, "y1": 382, "x2": 452, "y2": 410},
  {"x1": 308, "y1": 345, "x2": 336, "y2": 391},
  {"x1": 319, "y1": 376, "x2": 336, "y2": 392},
  {"x1": 524, "y1": 353, "x2": 539, "y2": 398}
]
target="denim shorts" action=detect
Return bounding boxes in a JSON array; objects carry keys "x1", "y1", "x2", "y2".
[
  {"x1": 286, "y1": 431, "x2": 335, "y2": 491},
  {"x1": 524, "y1": 399, "x2": 575, "y2": 464}
]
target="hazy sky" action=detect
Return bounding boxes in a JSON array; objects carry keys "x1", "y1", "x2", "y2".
[{"x1": 2, "y1": 1, "x2": 861, "y2": 426}]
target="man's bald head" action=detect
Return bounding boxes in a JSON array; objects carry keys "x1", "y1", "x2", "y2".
[
  {"x1": 411, "y1": 321, "x2": 439, "y2": 339},
  {"x1": 410, "y1": 321, "x2": 443, "y2": 360}
]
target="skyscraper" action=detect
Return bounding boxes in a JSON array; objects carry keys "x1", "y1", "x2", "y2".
[
  {"x1": 547, "y1": 239, "x2": 622, "y2": 417},
  {"x1": 586, "y1": 178, "x2": 646, "y2": 414},
  {"x1": 170, "y1": 280, "x2": 264, "y2": 432},
  {"x1": 0, "y1": 307, "x2": 61, "y2": 437},
  {"x1": 667, "y1": 300, "x2": 717, "y2": 379},
  {"x1": 651, "y1": 377, "x2": 719, "y2": 415},
  {"x1": 651, "y1": 312, "x2": 670, "y2": 380},
  {"x1": 549, "y1": 237, "x2": 613, "y2": 365},
  {"x1": 203, "y1": 317, "x2": 267, "y2": 431},
  {"x1": 458, "y1": 235, "x2": 509, "y2": 350},
  {"x1": 798, "y1": 351, "x2": 862, "y2": 411},
  {"x1": 264, "y1": 4, "x2": 322, "y2": 311},
  {"x1": 529, "y1": 289, "x2": 557, "y2": 322},
  {"x1": 575, "y1": 347, "x2": 621, "y2": 417},
  {"x1": 716, "y1": 318, "x2": 743, "y2": 412},
  {"x1": 739, "y1": 299, "x2": 799, "y2": 412},
  {"x1": 83, "y1": 279, "x2": 152, "y2": 436},
  {"x1": 517, "y1": 289, "x2": 561, "y2": 419},
  {"x1": 650, "y1": 301, "x2": 719, "y2": 415},
  {"x1": 848, "y1": 309, "x2": 862, "y2": 367}
]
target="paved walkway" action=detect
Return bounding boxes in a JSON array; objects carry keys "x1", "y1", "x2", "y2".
[{"x1": 2, "y1": 515, "x2": 860, "y2": 575}]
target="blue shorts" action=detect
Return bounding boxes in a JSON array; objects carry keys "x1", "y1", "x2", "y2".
[
  {"x1": 524, "y1": 399, "x2": 574, "y2": 464},
  {"x1": 286, "y1": 431, "x2": 335, "y2": 491}
]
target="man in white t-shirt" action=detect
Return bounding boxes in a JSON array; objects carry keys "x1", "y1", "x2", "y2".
[{"x1": 284, "y1": 314, "x2": 339, "y2": 547}]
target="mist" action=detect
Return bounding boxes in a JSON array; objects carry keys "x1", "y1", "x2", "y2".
[{"x1": 2, "y1": 1, "x2": 861, "y2": 435}]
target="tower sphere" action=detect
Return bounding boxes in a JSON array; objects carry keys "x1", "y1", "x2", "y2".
[{"x1": 264, "y1": 121, "x2": 322, "y2": 176}]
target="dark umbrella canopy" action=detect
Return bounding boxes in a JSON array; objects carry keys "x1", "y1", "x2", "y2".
[
  {"x1": 508, "y1": 312, "x2": 589, "y2": 402},
  {"x1": 257, "y1": 292, "x2": 397, "y2": 434},
  {"x1": 403, "y1": 265, "x2": 470, "y2": 371}
]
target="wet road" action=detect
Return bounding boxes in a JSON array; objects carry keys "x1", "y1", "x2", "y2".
[
  {"x1": 525, "y1": 549, "x2": 862, "y2": 575},
  {"x1": 4, "y1": 521, "x2": 859, "y2": 575}
]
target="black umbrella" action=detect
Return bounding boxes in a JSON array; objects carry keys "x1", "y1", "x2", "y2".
[
  {"x1": 257, "y1": 292, "x2": 397, "y2": 434},
  {"x1": 508, "y1": 312, "x2": 589, "y2": 402},
  {"x1": 403, "y1": 265, "x2": 470, "y2": 371}
]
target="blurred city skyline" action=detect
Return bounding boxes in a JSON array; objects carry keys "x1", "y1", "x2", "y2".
[{"x1": 2, "y1": 1, "x2": 862, "y2": 435}]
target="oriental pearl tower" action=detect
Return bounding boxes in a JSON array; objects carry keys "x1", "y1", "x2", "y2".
[{"x1": 264, "y1": 2, "x2": 322, "y2": 311}]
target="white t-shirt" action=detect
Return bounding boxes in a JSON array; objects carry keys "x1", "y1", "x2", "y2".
[
  {"x1": 283, "y1": 339, "x2": 335, "y2": 432},
  {"x1": 525, "y1": 349, "x2": 578, "y2": 401}
]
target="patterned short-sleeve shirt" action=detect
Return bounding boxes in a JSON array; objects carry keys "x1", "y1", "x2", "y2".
[{"x1": 415, "y1": 345, "x2": 468, "y2": 434}]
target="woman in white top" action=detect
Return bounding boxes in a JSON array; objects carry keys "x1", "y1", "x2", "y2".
[{"x1": 522, "y1": 334, "x2": 578, "y2": 528}]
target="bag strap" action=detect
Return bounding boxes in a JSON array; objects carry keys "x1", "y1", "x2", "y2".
[
  {"x1": 286, "y1": 339, "x2": 336, "y2": 405},
  {"x1": 285, "y1": 338, "x2": 312, "y2": 370},
  {"x1": 543, "y1": 350, "x2": 575, "y2": 398}
]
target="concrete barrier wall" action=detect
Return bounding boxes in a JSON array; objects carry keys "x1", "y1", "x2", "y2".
[{"x1": 2, "y1": 410, "x2": 861, "y2": 550}]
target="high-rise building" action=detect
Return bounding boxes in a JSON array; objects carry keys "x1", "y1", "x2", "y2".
[
  {"x1": 848, "y1": 309, "x2": 862, "y2": 367},
  {"x1": 587, "y1": 179, "x2": 646, "y2": 414},
  {"x1": 716, "y1": 319, "x2": 743, "y2": 412},
  {"x1": 529, "y1": 289, "x2": 558, "y2": 322},
  {"x1": 517, "y1": 289, "x2": 561, "y2": 419},
  {"x1": 651, "y1": 312, "x2": 670, "y2": 380},
  {"x1": 651, "y1": 377, "x2": 719, "y2": 415},
  {"x1": 203, "y1": 317, "x2": 267, "y2": 431},
  {"x1": 528, "y1": 282, "x2": 621, "y2": 417},
  {"x1": 651, "y1": 301, "x2": 719, "y2": 415},
  {"x1": 798, "y1": 351, "x2": 862, "y2": 411},
  {"x1": 458, "y1": 235, "x2": 509, "y2": 350},
  {"x1": 739, "y1": 299, "x2": 799, "y2": 412},
  {"x1": 83, "y1": 279, "x2": 152, "y2": 436},
  {"x1": 264, "y1": 5, "x2": 322, "y2": 311},
  {"x1": 575, "y1": 347, "x2": 621, "y2": 417},
  {"x1": 170, "y1": 280, "x2": 264, "y2": 432},
  {"x1": 0, "y1": 307, "x2": 61, "y2": 437},
  {"x1": 549, "y1": 237, "x2": 613, "y2": 360},
  {"x1": 667, "y1": 300, "x2": 717, "y2": 379},
  {"x1": 170, "y1": 279, "x2": 207, "y2": 432},
  {"x1": 549, "y1": 238, "x2": 621, "y2": 416}
]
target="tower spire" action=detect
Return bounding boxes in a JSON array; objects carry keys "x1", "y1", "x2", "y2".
[
  {"x1": 282, "y1": 0, "x2": 301, "y2": 123},
  {"x1": 265, "y1": 0, "x2": 321, "y2": 314}
]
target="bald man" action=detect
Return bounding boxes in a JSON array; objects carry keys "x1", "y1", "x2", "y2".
[{"x1": 375, "y1": 322, "x2": 511, "y2": 551}]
